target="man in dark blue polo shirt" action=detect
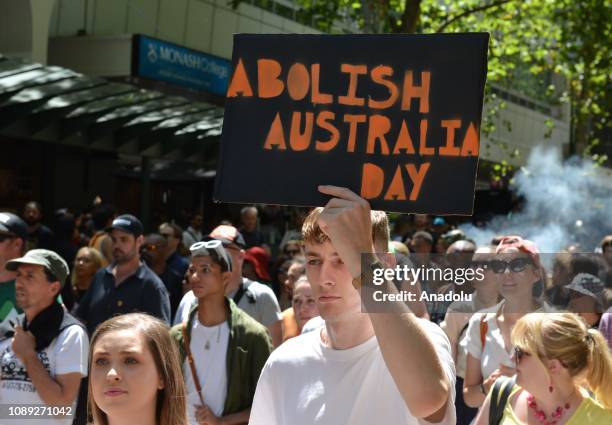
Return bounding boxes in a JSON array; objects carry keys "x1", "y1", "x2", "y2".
[{"x1": 75, "y1": 214, "x2": 170, "y2": 335}]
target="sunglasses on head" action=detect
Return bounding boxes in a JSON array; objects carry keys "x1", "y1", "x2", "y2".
[
  {"x1": 514, "y1": 346, "x2": 530, "y2": 364},
  {"x1": 190, "y1": 239, "x2": 223, "y2": 252},
  {"x1": 489, "y1": 257, "x2": 533, "y2": 274}
]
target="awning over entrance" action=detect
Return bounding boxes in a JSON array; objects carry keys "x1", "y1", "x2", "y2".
[{"x1": 0, "y1": 55, "x2": 224, "y2": 167}]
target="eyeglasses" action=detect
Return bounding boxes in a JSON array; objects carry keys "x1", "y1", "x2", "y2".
[
  {"x1": 141, "y1": 244, "x2": 159, "y2": 252},
  {"x1": 190, "y1": 239, "x2": 223, "y2": 252},
  {"x1": 514, "y1": 347, "x2": 530, "y2": 364},
  {"x1": 489, "y1": 258, "x2": 533, "y2": 274}
]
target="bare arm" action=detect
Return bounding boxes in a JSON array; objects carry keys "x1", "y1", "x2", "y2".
[
  {"x1": 464, "y1": 353, "x2": 500, "y2": 408},
  {"x1": 441, "y1": 309, "x2": 470, "y2": 365},
  {"x1": 464, "y1": 353, "x2": 486, "y2": 407},
  {"x1": 268, "y1": 320, "x2": 282, "y2": 348},
  {"x1": 361, "y1": 258, "x2": 450, "y2": 421},
  {"x1": 222, "y1": 409, "x2": 250, "y2": 424},
  {"x1": 473, "y1": 391, "x2": 492, "y2": 425},
  {"x1": 22, "y1": 351, "x2": 82, "y2": 406},
  {"x1": 195, "y1": 405, "x2": 250, "y2": 425},
  {"x1": 317, "y1": 186, "x2": 450, "y2": 421},
  {"x1": 399, "y1": 278, "x2": 429, "y2": 319}
]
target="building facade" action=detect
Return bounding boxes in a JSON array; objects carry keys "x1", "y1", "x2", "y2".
[{"x1": 0, "y1": 0, "x2": 572, "y2": 225}]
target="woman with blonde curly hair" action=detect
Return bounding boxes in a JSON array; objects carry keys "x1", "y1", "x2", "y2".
[
  {"x1": 475, "y1": 312, "x2": 612, "y2": 425},
  {"x1": 88, "y1": 313, "x2": 187, "y2": 425},
  {"x1": 71, "y1": 247, "x2": 106, "y2": 302}
]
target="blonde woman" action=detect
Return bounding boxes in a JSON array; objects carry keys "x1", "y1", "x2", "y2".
[
  {"x1": 71, "y1": 247, "x2": 106, "y2": 301},
  {"x1": 88, "y1": 313, "x2": 187, "y2": 425},
  {"x1": 475, "y1": 312, "x2": 612, "y2": 425}
]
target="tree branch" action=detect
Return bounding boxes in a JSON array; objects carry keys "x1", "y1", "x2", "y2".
[
  {"x1": 400, "y1": 0, "x2": 421, "y2": 33},
  {"x1": 436, "y1": 0, "x2": 514, "y2": 33}
]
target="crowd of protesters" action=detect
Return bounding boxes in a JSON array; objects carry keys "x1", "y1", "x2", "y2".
[{"x1": 0, "y1": 193, "x2": 611, "y2": 425}]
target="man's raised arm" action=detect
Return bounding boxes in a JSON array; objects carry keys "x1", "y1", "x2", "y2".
[{"x1": 317, "y1": 185, "x2": 452, "y2": 422}]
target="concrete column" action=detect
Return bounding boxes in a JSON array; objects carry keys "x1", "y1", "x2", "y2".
[{"x1": 30, "y1": 0, "x2": 56, "y2": 64}]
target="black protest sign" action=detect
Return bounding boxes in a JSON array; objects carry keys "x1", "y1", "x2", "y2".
[{"x1": 214, "y1": 33, "x2": 489, "y2": 214}]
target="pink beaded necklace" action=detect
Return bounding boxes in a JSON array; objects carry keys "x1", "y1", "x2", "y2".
[{"x1": 526, "y1": 393, "x2": 572, "y2": 425}]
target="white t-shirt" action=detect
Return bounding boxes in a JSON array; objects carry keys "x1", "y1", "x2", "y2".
[
  {"x1": 174, "y1": 278, "x2": 282, "y2": 327},
  {"x1": 301, "y1": 316, "x2": 325, "y2": 334},
  {"x1": 462, "y1": 301, "x2": 555, "y2": 380},
  {"x1": 249, "y1": 319, "x2": 456, "y2": 425},
  {"x1": 440, "y1": 296, "x2": 491, "y2": 378},
  {"x1": 0, "y1": 325, "x2": 89, "y2": 425},
  {"x1": 463, "y1": 302, "x2": 513, "y2": 379},
  {"x1": 184, "y1": 318, "x2": 230, "y2": 425}
]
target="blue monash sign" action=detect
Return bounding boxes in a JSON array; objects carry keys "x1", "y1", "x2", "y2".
[{"x1": 135, "y1": 35, "x2": 230, "y2": 96}]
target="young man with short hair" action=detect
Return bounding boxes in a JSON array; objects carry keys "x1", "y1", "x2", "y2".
[
  {"x1": 170, "y1": 240, "x2": 272, "y2": 425},
  {"x1": 174, "y1": 226, "x2": 282, "y2": 344},
  {"x1": 249, "y1": 186, "x2": 455, "y2": 425}
]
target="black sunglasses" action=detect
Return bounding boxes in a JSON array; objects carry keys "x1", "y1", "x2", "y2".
[
  {"x1": 489, "y1": 258, "x2": 533, "y2": 274},
  {"x1": 514, "y1": 346, "x2": 530, "y2": 364}
]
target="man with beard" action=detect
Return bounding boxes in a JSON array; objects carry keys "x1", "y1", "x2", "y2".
[
  {"x1": 22, "y1": 202, "x2": 55, "y2": 252},
  {"x1": 76, "y1": 214, "x2": 170, "y2": 335}
]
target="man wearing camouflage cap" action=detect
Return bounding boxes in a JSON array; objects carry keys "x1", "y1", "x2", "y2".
[{"x1": 1, "y1": 249, "x2": 88, "y2": 424}]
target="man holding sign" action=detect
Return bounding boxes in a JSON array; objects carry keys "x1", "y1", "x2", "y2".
[
  {"x1": 218, "y1": 33, "x2": 487, "y2": 425},
  {"x1": 249, "y1": 185, "x2": 456, "y2": 425}
]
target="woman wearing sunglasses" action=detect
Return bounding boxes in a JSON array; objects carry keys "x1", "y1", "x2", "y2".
[
  {"x1": 474, "y1": 312, "x2": 612, "y2": 424},
  {"x1": 463, "y1": 236, "x2": 554, "y2": 414}
]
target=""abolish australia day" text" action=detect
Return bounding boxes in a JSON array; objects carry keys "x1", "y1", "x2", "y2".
[{"x1": 226, "y1": 59, "x2": 480, "y2": 203}]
